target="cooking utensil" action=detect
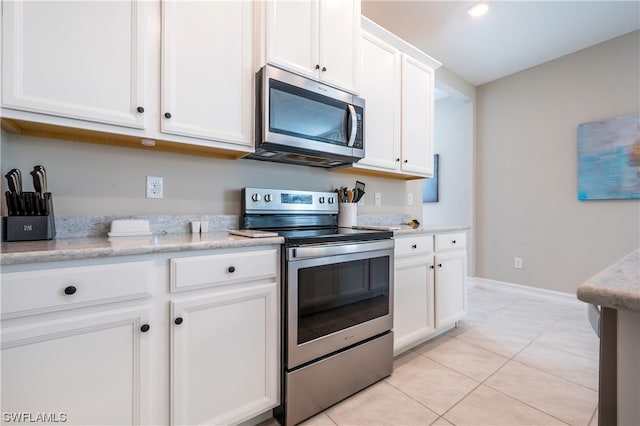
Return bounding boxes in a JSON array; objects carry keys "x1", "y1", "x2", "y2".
[
  {"x1": 346, "y1": 189, "x2": 354, "y2": 203},
  {"x1": 354, "y1": 180, "x2": 365, "y2": 203}
]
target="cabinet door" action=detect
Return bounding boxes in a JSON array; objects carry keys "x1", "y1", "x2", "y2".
[
  {"x1": 1, "y1": 307, "x2": 150, "y2": 425},
  {"x1": 265, "y1": 0, "x2": 318, "y2": 79},
  {"x1": 435, "y1": 251, "x2": 467, "y2": 328},
  {"x1": 171, "y1": 282, "x2": 279, "y2": 425},
  {"x1": 358, "y1": 31, "x2": 401, "y2": 171},
  {"x1": 1, "y1": 1, "x2": 146, "y2": 128},
  {"x1": 161, "y1": 1, "x2": 253, "y2": 146},
  {"x1": 394, "y1": 256, "x2": 435, "y2": 352},
  {"x1": 318, "y1": 0, "x2": 360, "y2": 92},
  {"x1": 401, "y1": 54, "x2": 435, "y2": 177}
]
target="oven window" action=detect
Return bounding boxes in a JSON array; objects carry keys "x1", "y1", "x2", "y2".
[{"x1": 297, "y1": 256, "x2": 390, "y2": 345}]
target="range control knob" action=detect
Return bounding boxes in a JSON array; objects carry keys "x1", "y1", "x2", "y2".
[
  {"x1": 251, "y1": 193, "x2": 262, "y2": 202},
  {"x1": 264, "y1": 194, "x2": 272, "y2": 202},
  {"x1": 328, "y1": 197, "x2": 335, "y2": 204},
  {"x1": 319, "y1": 197, "x2": 325, "y2": 204}
]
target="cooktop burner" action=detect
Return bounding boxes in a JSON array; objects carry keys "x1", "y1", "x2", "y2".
[
  {"x1": 266, "y1": 226, "x2": 393, "y2": 246},
  {"x1": 241, "y1": 187, "x2": 393, "y2": 245}
]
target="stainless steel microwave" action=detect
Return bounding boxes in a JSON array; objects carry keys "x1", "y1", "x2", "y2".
[{"x1": 245, "y1": 65, "x2": 365, "y2": 168}]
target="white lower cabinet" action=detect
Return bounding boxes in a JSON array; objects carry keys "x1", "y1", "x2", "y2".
[
  {"x1": 1, "y1": 245, "x2": 280, "y2": 426},
  {"x1": 1, "y1": 261, "x2": 154, "y2": 425},
  {"x1": 393, "y1": 235, "x2": 435, "y2": 353},
  {"x1": 170, "y1": 282, "x2": 279, "y2": 425},
  {"x1": 393, "y1": 232, "x2": 467, "y2": 354}
]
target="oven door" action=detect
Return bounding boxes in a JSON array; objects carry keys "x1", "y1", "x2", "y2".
[{"x1": 286, "y1": 239, "x2": 394, "y2": 369}]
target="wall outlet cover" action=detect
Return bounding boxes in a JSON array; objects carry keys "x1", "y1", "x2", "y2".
[{"x1": 146, "y1": 176, "x2": 163, "y2": 199}]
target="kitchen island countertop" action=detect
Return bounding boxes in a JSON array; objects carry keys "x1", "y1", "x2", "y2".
[
  {"x1": 1, "y1": 232, "x2": 284, "y2": 265},
  {"x1": 576, "y1": 249, "x2": 640, "y2": 312}
]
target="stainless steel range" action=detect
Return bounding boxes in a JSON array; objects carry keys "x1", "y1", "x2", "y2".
[{"x1": 241, "y1": 188, "x2": 394, "y2": 426}]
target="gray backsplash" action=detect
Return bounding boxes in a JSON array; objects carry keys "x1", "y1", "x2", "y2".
[{"x1": 52, "y1": 213, "x2": 411, "y2": 238}]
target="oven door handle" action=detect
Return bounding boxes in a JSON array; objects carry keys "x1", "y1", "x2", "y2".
[{"x1": 290, "y1": 240, "x2": 394, "y2": 259}]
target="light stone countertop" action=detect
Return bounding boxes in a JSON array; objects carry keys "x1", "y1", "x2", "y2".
[
  {"x1": 0, "y1": 232, "x2": 284, "y2": 266},
  {"x1": 577, "y1": 249, "x2": 640, "y2": 312},
  {"x1": 393, "y1": 225, "x2": 470, "y2": 235},
  {"x1": 0, "y1": 224, "x2": 469, "y2": 266}
]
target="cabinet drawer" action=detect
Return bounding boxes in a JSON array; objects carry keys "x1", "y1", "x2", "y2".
[
  {"x1": 435, "y1": 233, "x2": 466, "y2": 251},
  {"x1": 171, "y1": 249, "x2": 278, "y2": 291},
  {"x1": 2, "y1": 261, "x2": 153, "y2": 319},
  {"x1": 395, "y1": 235, "x2": 433, "y2": 257}
]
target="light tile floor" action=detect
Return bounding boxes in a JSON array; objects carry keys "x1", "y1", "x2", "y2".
[{"x1": 267, "y1": 285, "x2": 600, "y2": 426}]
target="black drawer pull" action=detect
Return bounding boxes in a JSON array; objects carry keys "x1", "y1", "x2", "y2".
[
  {"x1": 174, "y1": 317, "x2": 183, "y2": 325},
  {"x1": 228, "y1": 266, "x2": 236, "y2": 273},
  {"x1": 430, "y1": 265, "x2": 435, "y2": 269},
  {"x1": 411, "y1": 244, "x2": 417, "y2": 249},
  {"x1": 452, "y1": 240, "x2": 457, "y2": 244},
  {"x1": 438, "y1": 263, "x2": 443, "y2": 268},
  {"x1": 64, "y1": 285, "x2": 77, "y2": 295},
  {"x1": 136, "y1": 106, "x2": 144, "y2": 113},
  {"x1": 164, "y1": 112, "x2": 172, "y2": 119},
  {"x1": 140, "y1": 324, "x2": 150, "y2": 333}
]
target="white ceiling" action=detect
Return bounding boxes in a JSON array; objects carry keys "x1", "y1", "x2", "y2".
[{"x1": 362, "y1": 1, "x2": 640, "y2": 87}]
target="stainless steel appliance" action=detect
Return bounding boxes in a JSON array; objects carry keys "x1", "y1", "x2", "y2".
[
  {"x1": 245, "y1": 65, "x2": 365, "y2": 168},
  {"x1": 241, "y1": 188, "x2": 394, "y2": 426}
]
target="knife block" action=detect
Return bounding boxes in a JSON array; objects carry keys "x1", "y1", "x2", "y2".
[{"x1": 3, "y1": 193, "x2": 56, "y2": 241}]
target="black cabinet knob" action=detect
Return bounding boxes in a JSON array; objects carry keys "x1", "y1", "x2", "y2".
[
  {"x1": 404, "y1": 159, "x2": 408, "y2": 163},
  {"x1": 174, "y1": 317, "x2": 183, "y2": 325},
  {"x1": 430, "y1": 265, "x2": 435, "y2": 269},
  {"x1": 396, "y1": 158, "x2": 400, "y2": 162},
  {"x1": 64, "y1": 285, "x2": 77, "y2": 295},
  {"x1": 228, "y1": 266, "x2": 236, "y2": 273},
  {"x1": 315, "y1": 64, "x2": 320, "y2": 70},
  {"x1": 136, "y1": 106, "x2": 144, "y2": 113},
  {"x1": 411, "y1": 244, "x2": 417, "y2": 249},
  {"x1": 140, "y1": 324, "x2": 150, "y2": 333},
  {"x1": 452, "y1": 240, "x2": 456, "y2": 244},
  {"x1": 438, "y1": 263, "x2": 443, "y2": 268},
  {"x1": 321, "y1": 66, "x2": 327, "y2": 72},
  {"x1": 164, "y1": 112, "x2": 172, "y2": 119}
]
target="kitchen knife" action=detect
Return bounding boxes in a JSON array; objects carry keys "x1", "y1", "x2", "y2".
[
  {"x1": 34, "y1": 165, "x2": 47, "y2": 195},
  {"x1": 5, "y1": 171, "x2": 17, "y2": 194}
]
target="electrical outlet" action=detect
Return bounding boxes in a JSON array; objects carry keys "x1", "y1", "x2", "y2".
[
  {"x1": 374, "y1": 192, "x2": 382, "y2": 206},
  {"x1": 514, "y1": 257, "x2": 523, "y2": 269},
  {"x1": 146, "y1": 176, "x2": 163, "y2": 199},
  {"x1": 407, "y1": 192, "x2": 414, "y2": 206}
]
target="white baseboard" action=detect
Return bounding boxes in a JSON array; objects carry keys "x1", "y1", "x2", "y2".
[{"x1": 469, "y1": 277, "x2": 582, "y2": 305}]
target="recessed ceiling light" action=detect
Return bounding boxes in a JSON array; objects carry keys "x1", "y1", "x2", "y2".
[{"x1": 468, "y1": 1, "x2": 489, "y2": 17}]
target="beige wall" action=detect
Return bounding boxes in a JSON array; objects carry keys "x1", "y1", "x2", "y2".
[
  {"x1": 0, "y1": 133, "x2": 412, "y2": 217},
  {"x1": 476, "y1": 31, "x2": 640, "y2": 294}
]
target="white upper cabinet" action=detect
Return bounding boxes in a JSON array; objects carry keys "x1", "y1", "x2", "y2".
[
  {"x1": 349, "y1": 17, "x2": 440, "y2": 179},
  {"x1": 1, "y1": 0, "x2": 146, "y2": 128},
  {"x1": 161, "y1": 1, "x2": 253, "y2": 146},
  {"x1": 357, "y1": 31, "x2": 401, "y2": 172},
  {"x1": 401, "y1": 54, "x2": 435, "y2": 177},
  {"x1": 264, "y1": 0, "x2": 360, "y2": 93}
]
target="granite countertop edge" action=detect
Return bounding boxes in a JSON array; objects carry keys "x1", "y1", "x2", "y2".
[
  {"x1": 576, "y1": 249, "x2": 640, "y2": 313},
  {"x1": 1, "y1": 232, "x2": 284, "y2": 266},
  {"x1": 393, "y1": 225, "x2": 470, "y2": 235},
  {"x1": 1, "y1": 224, "x2": 469, "y2": 266}
]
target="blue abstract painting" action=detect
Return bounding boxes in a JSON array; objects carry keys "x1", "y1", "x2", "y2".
[{"x1": 577, "y1": 113, "x2": 640, "y2": 200}]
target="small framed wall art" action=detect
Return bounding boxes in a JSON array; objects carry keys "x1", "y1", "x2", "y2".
[{"x1": 577, "y1": 112, "x2": 640, "y2": 200}]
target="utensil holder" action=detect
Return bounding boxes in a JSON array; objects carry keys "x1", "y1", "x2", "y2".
[
  {"x1": 338, "y1": 203, "x2": 357, "y2": 228},
  {"x1": 3, "y1": 193, "x2": 56, "y2": 241}
]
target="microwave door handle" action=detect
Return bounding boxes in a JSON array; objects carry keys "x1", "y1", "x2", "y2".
[{"x1": 347, "y1": 104, "x2": 357, "y2": 147}]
